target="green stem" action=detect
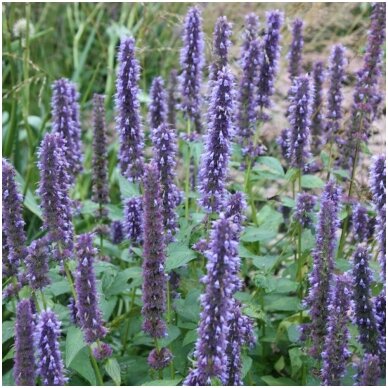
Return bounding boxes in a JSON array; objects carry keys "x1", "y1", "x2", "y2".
[
  {"x1": 89, "y1": 346, "x2": 104, "y2": 386},
  {"x1": 40, "y1": 290, "x2": 47, "y2": 310},
  {"x1": 64, "y1": 261, "x2": 77, "y2": 301},
  {"x1": 121, "y1": 287, "x2": 137, "y2": 355}
]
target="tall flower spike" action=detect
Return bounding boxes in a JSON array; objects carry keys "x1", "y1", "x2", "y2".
[
  {"x1": 167, "y1": 69, "x2": 179, "y2": 129},
  {"x1": 256, "y1": 10, "x2": 283, "y2": 113},
  {"x1": 285, "y1": 75, "x2": 312, "y2": 169},
  {"x1": 25, "y1": 237, "x2": 50, "y2": 290},
  {"x1": 35, "y1": 310, "x2": 67, "y2": 386},
  {"x1": 321, "y1": 274, "x2": 351, "y2": 386},
  {"x1": 149, "y1": 76, "x2": 167, "y2": 130},
  {"x1": 142, "y1": 163, "x2": 167, "y2": 338},
  {"x1": 224, "y1": 192, "x2": 247, "y2": 236},
  {"x1": 184, "y1": 216, "x2": 241, "y2": 385},
  {"x1": 124, "y1": 196, "x2": 143, "y2": 245},
  {"x1": 180, "y1": 7, "x2": 204, "y2": 132},
  {"x1": 325, "y1": 44, "x2": 346, "y2": 142},
  {"x1": 374, "y1": 292, "x2": 386, "y2": 359},
  {"x1": 310, "y1": 61, "x2": 325, "y2": 153},
  {"x1": 339, "y1": 3, "x2": 386, "y2": 170},
  {"x1": 198, "y1": 68, "x2": 235, "y2": 213},
  {"x1": 356, "y1": 353, "x2": 381, "y2": 386},
  {"x1": 237, "y1": 39, "x2": 261, "y2": 145},
  {"x1": 209, "y1": 16, "x2": 233, "y2": 82},
  {"x1": 304, "y1": 180, "x2": 341, "y2": 358},
  {"x1": 352, "y1": 245, "x2": 383, "y2": 360},
  {"x1": 242, "y1": 13, "x2": 259, "y2": 52},
  {"x1": 225, "y1": 300, "x2": 255, "y2": 386},
  {"x1": 51, "y1": 79, "x2": 82, "y2": 184},
  {"x1": 294, "y1": 192, "x2": 316, "y2": 228},
  {"x1": 351, "y1": 203, "x2": 369, "y2": 242},
  {"x1": 92, "y1": 94, "x2": 109, "y2": 216},
  {"x1": 37, "y1": 133, "x2": 74, "y2": 261},
  {"x1": 110, "y1": 220, "x2": 124, "y2": 245},
  {"x1": 152, "y1": 122, "x2": 179, "y2": 242},
  {"x1": 14, "y1": 299, "x2": 35, "y2": 386},
  {"x1": 370, "y1": 155, "x2": 386, "y2": 281},
  {"x1": 287, "y1": 19, "x2": 304, "y2": 80},
  {"x1": 115, "y1": 37, "x2": 144, "y2": 181},
  {"x1": 75, "y1": 233, "x2": 107, "y2": 344},
  {"x1": 2, "y1": 159, "x2": 27, "y2": 276}
]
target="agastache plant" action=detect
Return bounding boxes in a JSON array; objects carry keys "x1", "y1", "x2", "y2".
[
  {"x1": 321, "y1": 274, "x2": 351, "y2": 386},
  {"x1": 75, "y1": 233, "x2": 107, "y2": 344},
  {"x1": 310, "y1": 61, "x2": 325, "y2": 153},
  {"x1": 124, "y1": 196, "x2": 143, "y2": 245},
  {"x1": 152, "y1": 122, "x2": 179, "y2": 242},
  {"x1": 25, "y1": 236, "x2": 50, "y2": 290},
  {"x1": 304, "y1": 180, "x2": 341, "y2": 358},
  {"x1": 35, "y1": 310, "x2": 67, "y2": 386},
  {"x1": 325, "y1": 44, "x2": 346, "y2": 142},
  {"x1": 256, "y1": 10, "x2": 284, "y2": 114},
  {"x1": 287, "y1": 18, "x2": 304, "y2": 80},
  {"x1": 355, "y1": 353, "x2": 381, "y2": 386},
  {"x1": 198, "y1": 68, "x2": 235, "y2": 212},
  {"x1": 115, "y1": 37, "x2": 144, "y2": 181},
  {"x1": 37, "y1": 133, "x2": 74, "y2": 261},
  {"x1": 241, "y1": 12, "x2": 259, "y2": 52},
  {"x1": 92, "y1": 94, "x2": 109, "y2": 217},
  {"x1": 110, "y1": 220, "x2": 124, "y2": 245},
  {"x1": 339, "y1": 3, "x2": 386, "y2": 170},
  {"x1": 374, "y1": 292, "x2": 386, "y2": 355},
  {"x1": 51, "y1": 78, "x2": 82, "y2": 184},
  {"x1": 2, "y1": 158, "x2": 27, "y2": 276},
  {"x1": 352, "y1": 245, "x2": 383, "y2": 361},
  {"x1": 14, "y1": 299, "x2": 35, "y2": 386},
  {"x1": 149, "y1": 76, "x2": 167, "y2": 130},
  {"x1": 141, "y1": 163, "x2": 168, "y2": 339},
  {"x1": 184, "y1": 216, "x2": 241, "y2": 385},
  {"x1": 351, "y1": 203, "x2": 369, "y2": 242},
  {"x1": 294, "y1": 192, "x2": 316, "y2": 227},
  {"x1": 180, "y1": 7, "x2": 204, "y2": 132}
]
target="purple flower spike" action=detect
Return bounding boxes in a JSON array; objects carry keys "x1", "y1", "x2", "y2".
[
  {"x1": 198, "y1": 68, "x2": 235, "y2": 213},
  {"x1": 68, "y1": 297, "x2": 79, "y2": 326},
  {"x1": 285, "y1": 75, "x2": 312, "y2": 169},
  {"x1": 237, "y1": 39, "x2": 261, "y2": 144},
  {"x1": 147, "y1": 347, "x2": 173, "y2": 370},
  {"x1": 115, "y1": 37, "x2": 144, "y2": 181},
  {"x1": 2, "y1": 159, "x2": 27, "y2": 276},
  {"x1": 339, "y1": 3, "x2": 386, "y2": 170},
  {"x1": 37, "y1": 133, "x2": 74, "y2": 261},
  {"x1": 325, "y1": 45, "x2": 346, "y2": 142},
  {"x1": 167, "y1": 69, "x2": 179, "y2": 129},
  {"x1": 310, "y1": 61, "x2": 325, "y2": 153},
  {"x1": 209, "y1": 16, "x2": 233, "y2": 82},
  {"x1": 352, "y1": 245, "x2": 383, "y2": 360},
  {"x1": 51, "y1": 79, "x2": 82, "y2": 184},
  {"x1": 225, "y1": 300, "x2": 255, "y2": 386},
  {"x1": 184, "y1": 216, "x2": 241, "y2": 385},
  {"x1": 256, "y1": 10, "x2": 283, "y2": 112},
  {"x1": 294, "y1": 192, "x2": 316, "y2": 227},
  {"x1": 93, "y1": 342, "x2": 113, "y2": 361},
  {"x1": 35, "y1": 310, "x2": 67, "y2": 386},
  {"x1": 277, "y1": 128, "x2": 290, "y2": 163},
  {"x1": 152, "y1": 122, "x2": 179, "y2": 242},
  {"x1": 242, "y1": 13, "x2": 259, "y2": 52},
  {"x1": 225, "y1": 192, "x2": 247, "y2": 236},
  {"x1": 110, "y1": 220, "x2": 124, "y2": 245},
  {"x1": 92, "y1": 94, "x2": 109, "y2": 214},
  {"x1": 287, "y1": 19, "x2": 304, "y2": 80},
  {"x1": 142, "y1": 163, "x2": 167, "y2": 338},
  {"x1": 14, "y1": 300, "x2": 35, "y2": 386},
  {"x1": 356, "y1": 353, "x2": 381, "y2": 386},
  {"x1": 149, "y1": 76, "x2": 167, "y2": 130},
  {"x1": 180, "y1": 7, "x2": 204, "y2": 132},
  {"x1": 374, "y1": 292, "x2": 386, "y2": 351},
  {"x1": 370, "y1": 155, "x2": 386, "y2": 281},
  {"x1": 25, "y1": 237, "x2": 50, "y2": 290},
  {"x1": 75, "y1": 233, "x2": 107, "y2": 344},
  {"x1": 351, "y1": 203, "x2": 369, "y2": 242},
  {"x1": 124, "y1": 196, "x2": 143, "y2": 245},
  {"x1": 304, "y1": 180, "x2": 341, "y2": 358},
  {"x1": 321, "y1": 274, "x2": 351, "y2": 386}
]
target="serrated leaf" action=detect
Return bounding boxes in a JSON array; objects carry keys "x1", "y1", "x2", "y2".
[
  {"x1": 142, "y1": 379, "x2": 182, "y2": 386},
  {"x1": 2, "y1": 321, "x2": 14, "y2": 343},
  {"x1": 166, "y1": 242, "x2": 197, "y2": 271},
  {"x1": 69, "y1": 347, "x2": 96, "y2": 385},
  {"x1": 252, "y1": 256, "x2": 279, "y2": 272},
  {"x1": 15, "y1": 170, "x2": 43, "y2": 219},
  {"x1": 182, "y1": 329, "x2": 197, "y2": 347},
  {"x1": 257, "y1": 156, "x2": 284, "y2": 176},
  {"x1": 159, "y1": 325, "x2": 181, "y2": 347},
  {"x1": 241, "y1": 227, "x2": 277, "y2": 243},
  {"x1": 261, "y1": 375, "x2": 298, "y2": 386},
  {"x1": 117, "y1": 173, "x2": 141, "y2": 198},
  {"x1": 264, "y1": 295, "x2": 301, "y2": 312},
  {"x1": 105, "y1": 358, "x2": 121, "y2": 386},
  {"x1": 66, "y1": 326, "x2": 86, "y2": 367},
  {"x1": 301, "y1": 175, "x2": 324, "y2": 189},
  {"x1": 242, "y1": 354, "x2": 252, "y2": 378}
]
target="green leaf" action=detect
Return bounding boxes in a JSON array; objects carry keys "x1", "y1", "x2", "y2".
[
  {"x1": 261, "y1": 375, "x2": 298, "y2": 386},
  {"x1": 142, "y1": 379, "x2": 182, "y2": 386},
  {"x1": 182, "y1": 329, "x2": 197, "y2": 347},
  {"x1": 104, "y1": 358, "x2": 121, "y2": 386},
  {"x1": 159, "y1": 325, "x2": 181, "y2": 347},
  {"x1": 47, "y1": 280, "x2": 71, "y2": 297},
  {"x1": 241, "y1": 227, "x2": 277, "y2": 243},
  {"x1": 241, "y1": 354, "x2": 252, "y2": 378},
  {"x1": 66, "y1": 326, "x2": 86, "y2": 367},
  {"x1": 81, "y1": 200, "x2": 100, "y2": 216},
  {"x1": 15, "y1": 170, "x2": 43, "y2": 219},
  {"x1": 252, "y1": 256, "x2": 279, "y2": 272},
  {"x1": 2, "y1": 321, "x2": 14, "y2": 343},
  {"x1": 289, "y1": 347, "x2": 303, "y2": 378},
  {"x1": 257, "y1": 156, "x2": 284, "y2": 176},
  {"x1": 117, "y1": 173, "x2": 140, "y2": 198},
  {"x1": 166, "y1": 242, "x2": 197, "y2": 271},
  {"x1": 264, "y1": 295, "x2": 301, "y2": 312},
  {"x1": 69, "y1": 347, "x2": 96, "y2": 385},
  {"x1": 301, "y1": 175, "x2": 324, "y2": 189}
]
